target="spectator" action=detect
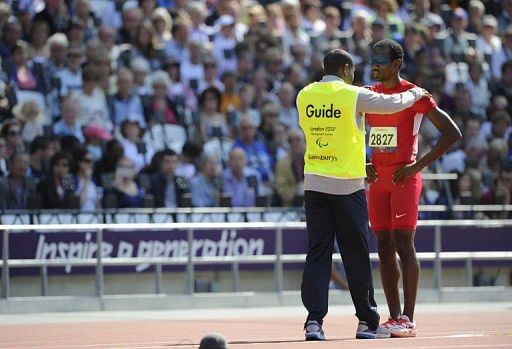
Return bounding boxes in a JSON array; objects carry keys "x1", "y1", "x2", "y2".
[
  {"x1": 491, "y1": 24, "x2": 512, "y2": 79},
  {"x1": 186, "y1": 2, "x2": 210, "y2": 46},
  {"x1": 73, "y1": 63, "x2": 112, "y2": 132},
  {"x1": 493, "y1": 62, "x2": 512, "y2": 103},
  {"x1": 36, "y1": 150, "x2": 79, "y2": 209},
  {"x1": 151, "y1": 7, "x2": 173, "y2": 46},
  {"x1": 117, "y1": 2, "x2": 142, "y2": 45},
  {"x1": 13, "y1": 100, "x2": 46, "y2": 145},
  {"x1": 53, "y1": 95, "x2": 84, "y2": 143},
  {"x1": 10, "y1": 40, "x2": 45, "y2": 93},
  {"x1": 131, "y1": 57, "x2": 152, "y2": 96},
  {"x1": 276, "y1": 81, "x2": 299, "y2": 129},
  {"x1": 476, "y1": 15, "x2": 501, "y2": 66},
  {"x1": 119, "y1": 119, "x2": 154, "y2": 172},
  {"x1": 165, "y1": 18, "x2": 190, "y2": 62},
  {"x1": 180, "y1": 39, "x2": 204, "y2": 95},
  {"x1": 212, "y1": 15, "x2": 238, "y2": 76},
  {"x1": 0, "y1": 151, "x2": 34, "y2": 209},
  {"x1": 197, "y1": 87, "x2": 230, "y2": 143},
  {"x1": 108, "y1": 156, "x2": 144, "y2": 208},
  {"x1": 198, "y1": 56, "x2": 223, "y2": 94},
  {"x1": 232, "y1": 115, "x2": 273, "y2": 186},
  {"x1": 109, "y1": 68, "x2": 146, "y2": 127},
  {"x1": 83, "y1": 125, "x2": 112, "y2": 162},
  {"x1": 143, "y1": 70, "x2": 180, "y2": 126},
  {"x1": 1, "y1": 119, "x2": 24, "y2": 157},
  {"x1": 55, "y1": 42, "x2": 85, "y2": 96},
  {"x1": 190, "y1": 153, "x2": 222, "y2": 207},
  {"x1": 222, "y1": 147, "x2": 262, "y2": 207},
  {"x1": 150, "y1": 149, "x2": 190, "y2": 208},
  {"x1": 28, "y1": 20, "x2": 51, "y2": 61},
  {"x1": 275, "y1": 128, "x2": 305, "y2": 207},
  {"x1": 33, "y1": 0, "x2": 69, "y2": 35},
  {"x1": 443, "y1": 8, "x2": 477, "y2": 63},
  {"x1": 219, "y1": 71, "x2": 241, "y2": 114},
  {"x1": 498, "y1": 0, "x2": 512, "y2": 34},
  {"x1": 94, "y1": 139, "x2": 124, "y2": 185},
  {"x1": 74, "y1": 148, "x2": 100, "y2": 211}
]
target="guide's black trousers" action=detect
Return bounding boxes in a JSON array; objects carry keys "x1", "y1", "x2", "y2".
[{"x1": 301, "y1": 189, "x2": 380, "y2": 329}]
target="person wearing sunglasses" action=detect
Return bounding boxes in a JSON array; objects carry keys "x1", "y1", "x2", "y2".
[{"x1": 366, "y1": 39, "x2": 461, "y2": 338}]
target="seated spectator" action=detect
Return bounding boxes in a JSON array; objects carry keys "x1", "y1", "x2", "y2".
[
  {"x1": 73, "y1": 63, "x2": 112, "y2": 132},
  {"x1": 119, "y1": 118, "x2": 154, "y2": 172},
  {"x1": 0, "y1": 151, "x2": 35, "y2": 209},
  {"x1": 198, "y1": 56, "x2": 223, "y2": 94},
  {"x1": 13, "y1": 100, "x2": 46, "y2": 145},
  {"x1": 109, "y1": 68, "x2": 146, "y2": 127},
  {"x1": 491, "y1": 25, "x2": 512, "y2": 80},
  {"x1": 131, "y1": 57, "x2": 152, "y2": 96},
  {"x1": 219, "y1": 71, "x2": 241, "y2": 114},
  {"x1": 180, "y1": 39, "x2": 205, "y2": 95},
  {"x1": 222, "y1": 147, "x2": 262, "y2": 207},
  {"x1": 150, "y1": 149, "x2": 190, "y2": 208},
  {"x1": 276, "y1": 82, "x2": 299, "y2": 129},
  {"x1": 190, "y1": 153, "x2": 222, "y2": 207},
  {"x1": 36, "y1": 151, "x2": 79, "y2": 209},
  {"x1": 55, "y1": 42, "x2": 85, "y2": 96},
  {"x1": 1, "y1": 119, "x2": 24, "y2": 158},
  {"x1": 93, "y1": 138, "x2": 124, "y2": 186},
  {"x1": 232, "y1": 115, "x2": 273, "y2": 185},
  {"x1": 275, "y1": 128, "x2": 305, "y2": 207},
  {"x1": 443, "y1": 8, "x2": 477, "y2": 63},
  {"x1": 9, "y1": 40, "x2": 45, "y2": 93},
  {"x1": 233, "y1": 84, "x2": 259, "y2": 132},
  {"x1": 142, "y1": 70, "x2": 180, "y2": 125},
  {"x1": 480, "y1": 163, "x2": 512, "y2": 218},
  {"x1": 83, "y1": 125, "x2": 112, "y2": 162},
  {"x1": 107, "y1": 156, "x2": 144, "y2": 208},
  {"x1": 151, "y1": 7, "x2": 173, "y2": 46},
  {"x1": 198, "y1": 87, "x2": 230, "y2": 143},
  {"x1": 53, "y1": 95, "x2": 84, "y2": 143},
  {"x1": 74, "y1": 148, "x2": 100, "y2": 211}
]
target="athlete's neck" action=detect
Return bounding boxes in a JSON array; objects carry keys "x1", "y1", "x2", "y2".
[{"x1": 382, "y1": 75, "x2": 401, "y2": 89}]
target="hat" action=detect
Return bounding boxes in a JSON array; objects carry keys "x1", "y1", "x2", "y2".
[
  {"x1": 216, "y1": 15, "x2": 235, "y2": 27},
  {"x1": 162, "y1": 56, "x2": 180, "y2": 69},
  {"x1": 424, "y1": 14, "x2": 445, "y2": 28},
  {"x1": 482, "y1": 15, "x2": 497, "y2": 28},
  {"x1": 452, "y1": 8, "x2": 468, "y2": 21},
  {"x1": 83, "y1": 125, "x2": 112, "y2": 141}
]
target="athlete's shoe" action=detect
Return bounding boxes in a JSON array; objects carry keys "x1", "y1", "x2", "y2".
[
  {"x1": 355, "y1": 321, "x2": 391, "y2": 339},
  {"x1": 390, "y1": 315, "x2": 417, "y2": 337},
  {"x1": 304, "y1": 320, "x2": 325, "y2": 341},
  {"x1": 381, "y1": 317, "x2": 400, "y2": 330}
]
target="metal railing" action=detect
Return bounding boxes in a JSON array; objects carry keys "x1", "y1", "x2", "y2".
[{"x1": 1, "y1": 220, "x2": 511, "y2": 299}]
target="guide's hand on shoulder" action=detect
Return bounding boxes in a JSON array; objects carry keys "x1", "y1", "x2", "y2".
[{"x1": 410, "y1": 87, "x2": 432, "y2": 100}]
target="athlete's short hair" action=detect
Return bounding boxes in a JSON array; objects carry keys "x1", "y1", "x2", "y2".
[
  {"x1": 373, "y1": 39, "x2": 404, "y2": 61},
  {"x1": 323, "y1": 49, "x2": 354, "y2": 75}
]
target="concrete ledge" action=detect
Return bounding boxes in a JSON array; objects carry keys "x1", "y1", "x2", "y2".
[{"x1": 1, "y1": 287, "x2": 511, "y2": 314}]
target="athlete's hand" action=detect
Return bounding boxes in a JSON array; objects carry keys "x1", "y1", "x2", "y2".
[
  {"x1": 392, "y1": 163, "x2": 419, "y2": 186},
  {"x1": 366, "y1": 163, "x2": 378, "y2": 183}
]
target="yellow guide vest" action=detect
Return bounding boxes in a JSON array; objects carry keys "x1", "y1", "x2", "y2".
[{"x1": 296, "y1": 80, "x2": 365, "y2": 179}]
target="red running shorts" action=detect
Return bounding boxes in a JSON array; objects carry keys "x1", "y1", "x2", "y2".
[{"x1": 368, "y1": 164, "x2": 422, "y2": 232}]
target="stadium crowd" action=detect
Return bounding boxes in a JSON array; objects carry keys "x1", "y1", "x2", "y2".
[{"x1": 0, "y1": 0, "x2": 510, "y2": 217}]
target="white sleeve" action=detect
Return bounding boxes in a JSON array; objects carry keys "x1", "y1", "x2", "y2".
[{"x1": 356, "y1": 87, "x2": 423, "y2": 114}]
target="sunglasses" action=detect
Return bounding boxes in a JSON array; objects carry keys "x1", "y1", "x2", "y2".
[
  {"x1": 82, "y1": 158, "x2": 94, "y2": 163},
  {"x1": 8, "y1": 130, "x2": 21, "y2": 136}
]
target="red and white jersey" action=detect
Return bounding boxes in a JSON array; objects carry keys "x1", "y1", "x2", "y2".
[{"x1": 366, "y1": 80, "x2": 436, "y2": 166}]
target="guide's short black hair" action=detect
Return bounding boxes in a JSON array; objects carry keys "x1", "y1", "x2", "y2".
[
  {"x1": 323, "y1": 49, "x2": 354, "y2": 75},
  {"x1": 373, "y1": 39, "x2": 404, "y2": 61}
]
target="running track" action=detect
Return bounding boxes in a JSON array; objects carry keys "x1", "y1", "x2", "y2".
[{"x1": 0, "y1": 302, "x2": 511, "y2": 348}]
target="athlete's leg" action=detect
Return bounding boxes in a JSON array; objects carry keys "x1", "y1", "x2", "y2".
[
  {"x1": 375, "y1": 230, "x2": 401, "y2": 319},
  {"x1": 394, "y1": 229, "x2": 419, "y2": 320}
]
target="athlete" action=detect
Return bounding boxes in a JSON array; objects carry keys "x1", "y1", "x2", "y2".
[{"x1": 366, "y1": 39, "x2": 461, "y2": 337}]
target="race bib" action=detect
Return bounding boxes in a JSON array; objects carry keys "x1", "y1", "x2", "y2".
[{"x1": 369, "y1": 127, "x2": 397, "y2": 152}]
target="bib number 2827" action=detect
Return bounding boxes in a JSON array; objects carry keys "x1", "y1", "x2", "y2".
[{"x1": 369, "y1": 127, "x2": 397, "y2": 151}]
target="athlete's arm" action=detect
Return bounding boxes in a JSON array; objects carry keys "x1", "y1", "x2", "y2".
[
  {"x1": 392, "y1": 107, "x2": 462, "y2": 185},
  {"x1": 356, "y1": 87, "x2": 431, "y2": 114}
]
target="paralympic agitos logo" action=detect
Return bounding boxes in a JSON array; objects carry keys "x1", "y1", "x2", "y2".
[{"x1": 316, "y1": 137, "x2": 328, "y2": 148}]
